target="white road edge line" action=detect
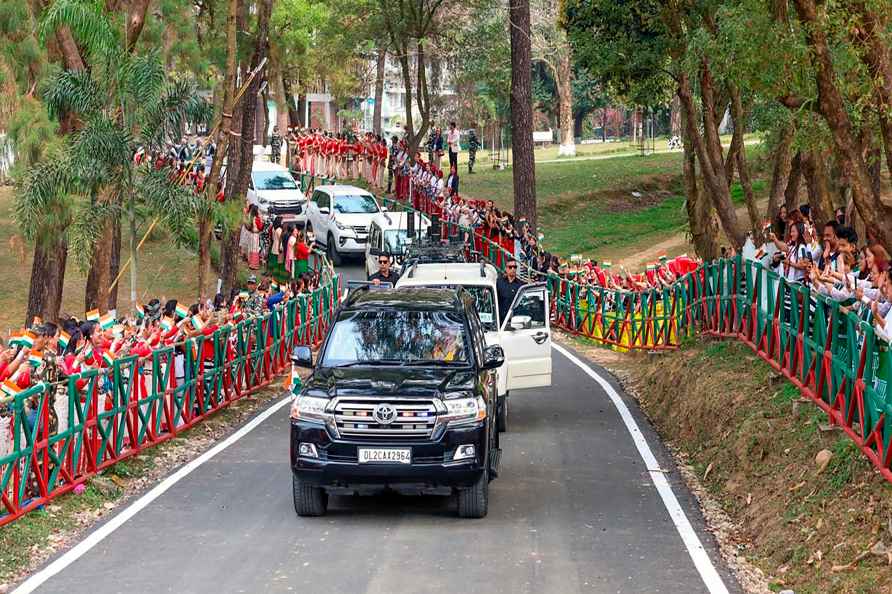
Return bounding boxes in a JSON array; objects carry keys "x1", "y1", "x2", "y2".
[
  {"x1": 553, "y1": 344, "x2": 730, "y2": 594},
  {"x1": 13, "y1": 394, "x2": 294, "y2": 594}
]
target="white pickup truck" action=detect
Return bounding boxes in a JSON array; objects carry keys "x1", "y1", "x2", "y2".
[{"x1": 396, "y1": 261, "x2": 552, "y2": 432}]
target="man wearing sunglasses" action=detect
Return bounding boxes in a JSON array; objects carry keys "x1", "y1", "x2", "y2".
[
  {"x1": 497, "y1": 257, "x2": 525, "y2": 324},
  {"x1": 369, "y1": 254, "x2": 401, "y2": 286}
]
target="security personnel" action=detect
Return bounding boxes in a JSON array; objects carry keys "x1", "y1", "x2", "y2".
[
  {"x1": 496, "y1": 257, "x2": 525, "y2": 324},
  {"x1": 369, "y1": 255, "x2": 400, "y2": 286}
]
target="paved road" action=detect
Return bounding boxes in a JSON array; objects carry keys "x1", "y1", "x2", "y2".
[{"x1": 22, "y1": 261, "x2": 739, "y2": 594}]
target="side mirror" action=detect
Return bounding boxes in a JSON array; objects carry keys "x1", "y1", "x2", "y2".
[
  {"x1": 381, "y1": 206, "x2": 388, "y2": 212},
  {"x1": 291, "y1": 345, "x2": 313, "y2": 368},
  {"x1": 509, "y1": 315, "x2": 531, "y2": 331},
  {"x1": 319, "y1": 207, "x2": 330, "y2": 215},
  {"x1": 481, "y1": 344, "x2": 505, "y2": 370}
]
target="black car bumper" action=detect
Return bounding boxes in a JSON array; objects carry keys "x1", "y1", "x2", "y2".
[{"x1": 290, "y1": 420, "x2": 488, "y2": 493}]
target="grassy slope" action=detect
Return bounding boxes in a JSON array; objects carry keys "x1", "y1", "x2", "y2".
[
  {"x1": 577, "y1": 337, "x2": 892, "y2": 594},
  {"x1": 0, "y1": 186, "x2": 200, "y2": 332},
  {"x1": 459, "y1": 135, "x2": 764, "y2": 264}
]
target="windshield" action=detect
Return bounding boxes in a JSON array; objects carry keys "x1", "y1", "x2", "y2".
[
  {"x1": 321, "y1": 310, "x2": 469, "y2": 366},
  {"x1": 422, "y1": 285, "x2": 497, "y2": 331},
  {"x1": 253, "y1": 171, "x2": 298, "y2": 191},
  {"x1": 383, "y1": 230, "x2": 416, "y2": 254},
  {"x1": 333, "y1": 194, "x2": 379, "y2": 214}
]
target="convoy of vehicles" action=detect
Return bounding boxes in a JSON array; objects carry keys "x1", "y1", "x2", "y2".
[
  {"x1": 395, "y1": 261, "x2": 552, "y2": 433},
  {"x1": 289, "y1": 287, "x2": 504, "y2": 518},
  {"x1": 305, "y1": 184, "x2": 381, "y2": 265}
]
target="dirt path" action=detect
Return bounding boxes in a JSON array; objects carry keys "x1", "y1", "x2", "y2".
[{"x1": 618, "y1": 197, "x2": 769, "y2": 270}]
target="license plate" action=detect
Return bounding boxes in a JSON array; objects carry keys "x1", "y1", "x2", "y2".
[{"x1": 358, "y1": 448, "x2": 411, "y2": 464}]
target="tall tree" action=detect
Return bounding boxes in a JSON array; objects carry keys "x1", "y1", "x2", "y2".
[
  {"x1": 509, "y1": 0, "x2": 537, "y2": 232},
  {"x1": 530, "y1": 0, "x2": 574, "y2": 156}
]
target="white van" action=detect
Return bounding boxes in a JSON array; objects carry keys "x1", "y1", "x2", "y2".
[
  {"x1": 396, "y1": 262, "x2": 552, "y2": 432},
  {"x1": 247, "y1": 161, "x2": 306, "y2": 224},
  {"x1": 364, "y1": 211, "x2": 431, "y2": 277}
]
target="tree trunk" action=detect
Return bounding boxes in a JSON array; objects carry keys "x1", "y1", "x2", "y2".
[
  {"x1": 729, "y1": 88, "x2": 761, "y2": 238},
  {"x1": 202, "y1": 0, "x2": 239, "y2": 299},
  {"x1": 682, "y1": 111, "x2": 719, "y2": 260},
  {"x1": 801, "y1": 150, "x2": 836, "y2": 226},
  {"x1": 785, "y1": 151, "x2": 802, "y2": 211},
  {"x1": 509, "y1": 0, "x2": 537, "y2": 233},
  {"x1": 85, "y1": 217, "x2": 114, "y2": 314},
  {"x1": 766, "y1": 121, "x2": 795, "y2": 219},
  {"x1": 556, "y1": 49, "x2": 575, "y2": 157},
  {"x1": 221, "y1": 0, "x2": 271, "y2": 295},
  {"x1": 676, "y1": 69, "x2": 745, "y2": 248},
  {"x1": 108, "y1": 214, "x2": 121, "y2": 311},
  {"x1": 373, "y1": 46, "x2": 386, "y2": 136},
  {"x1": 792, "y1": 0, "x2": 892, "y2": 251},
  {"x1": 25, "y1": 237, "x2": 67, "y2": 325}
]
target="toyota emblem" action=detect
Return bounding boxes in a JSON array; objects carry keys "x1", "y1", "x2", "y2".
[{"x1": 373, "y1": 403, "x2": 397, "y2": 425}]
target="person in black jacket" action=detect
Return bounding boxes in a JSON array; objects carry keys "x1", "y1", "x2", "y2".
[
  {"x1": 446, "y1": 165, "x2": 459, "y2": 196},
  {"x1": 496, "y1": 257, "x2": 525, "y2": 324}
]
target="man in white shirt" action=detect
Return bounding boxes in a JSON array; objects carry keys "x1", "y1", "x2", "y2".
[{"x1": 447, "y1": 122, "x2": 461, "y2": 170}]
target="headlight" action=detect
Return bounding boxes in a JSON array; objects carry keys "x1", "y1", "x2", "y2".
[
  {"x1": 290, "y1": 395, "x2": 333, "y2": 422},
  {"x1": 442, "y1": 396, "x2": 487, "y2": 426},
  {"x1": 259, "y1": 197, "x2": 268, "y2": 205},
  {"x1": 334, "y1": 219, "x2": 346, "y2": 230}
]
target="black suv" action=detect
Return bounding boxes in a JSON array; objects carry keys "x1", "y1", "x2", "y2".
[{"x1": 289, "y1": 287, "x2": 504, "y2": 518}]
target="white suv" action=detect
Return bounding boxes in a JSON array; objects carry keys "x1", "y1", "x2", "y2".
[
  {"x1": 396, "y1": 262, "x2": 552, "y2": 433},
  {"x1": 246, "y1": 161, "x2": 306, "y2": 224},
  {"x1": 305, "y1": 185, "x2": 381, "y2": 264}
]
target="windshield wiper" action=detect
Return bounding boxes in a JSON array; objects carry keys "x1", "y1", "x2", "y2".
[
  {"x1": 402, "y1": 360, "x2": 465, "y2": 367},
  {"x1": 334, "y1": 359, "x2": 405, "y2": 367}
]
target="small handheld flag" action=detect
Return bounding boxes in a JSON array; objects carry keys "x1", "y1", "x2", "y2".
[
  {"x1": 8, "y1": 330, "x2": 23, "y2": 347},
  {"x1": 28, "y1": 351, "x2": 43, "y2": 367},
  {"x1": 102, "y1": 350, "x2": 116, "y2": 367},
  {"x1": 134, "y1": 303, "x2": 145, "y2": 319},
  {"x1": 160, "y1": 317, "x2": 174, "y2": 332},
  {"x1": 1, "y1": 379, "x2": 22, "y2": 397},
  {"x1": 191, "y1": 315, "x2": 206, "y2": 332},
  {"x1": 59, "y1": 331, "x2": 71, "y2": 350},
  {"x1": 21, "y1": 331, "x2": 36, "y2": 349},
  {"x1": 86, "y1": 309, "x2": 100, "y2": 322},
  {"x1": 174, "y1": 304, "x2": 189, "y2": 319},
  {"x1": 238, "y1": 291, "x2": 249, "y2": 301},
  {"x1": 99, "y1": 312, "x2": 115, "y2": 330}
]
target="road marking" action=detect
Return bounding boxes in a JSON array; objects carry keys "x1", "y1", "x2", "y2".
[
  {"x1": 14, "y1": 395, "x2": 294, "y2": 594},
  {"x1": 553, "y1": 344, "x2": 730, "y2": 594}
]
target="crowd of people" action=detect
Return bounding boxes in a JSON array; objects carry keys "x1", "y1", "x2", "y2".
[
  {"x1": 759, "y1": 204, "x2": 892, "y2": 341},
  {"x1": 0, "y1": 271, "x2": 331, "y2": 465}
]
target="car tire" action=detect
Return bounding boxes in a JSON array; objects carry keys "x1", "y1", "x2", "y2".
[
  {"x1": 292, "y1": 474, "x2": 328, "y2": 517},
  {"x1": 497, "y1": 394, "x2": 508, "y2": 433},
  {"x1": 327, "y1": 233, "x2": 342, "y2": 265},
  {"x1": 457, "y1": 467, "x2": 488, "y2": 519}
]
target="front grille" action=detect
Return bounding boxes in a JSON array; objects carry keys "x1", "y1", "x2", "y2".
[
  {"x1": 269, "y1": 203, "x2": 303, "y2": 214},
  {"x1": 352, "y1": 225, "x2": 368, "y2": 234},
  {"x1": 334, "y1": 398, "x2": 438, "y2": 440}
]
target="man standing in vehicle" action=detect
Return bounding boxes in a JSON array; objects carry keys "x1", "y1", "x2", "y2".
[
  {"x1": 497, "y1": 257, "x2": 525, "y2": 323},
  {"x1": 369, "y1": 255, "x2": 400, "y2": 286}
]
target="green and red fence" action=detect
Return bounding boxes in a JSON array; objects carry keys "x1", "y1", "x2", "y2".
[
  {"x1": 381, "y1": 195, "x2": 892, "y2": 483},
  {"x1": 0, "y1": 270, "x2": 342, "y2": 527}
]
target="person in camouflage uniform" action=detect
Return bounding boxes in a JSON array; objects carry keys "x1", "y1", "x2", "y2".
[
  {"x1": 467, "y1": 129, "x2": 481, "y2": 174},
  {"x1": 244, "y1": 274, "x2": 266, "y2": 318}
]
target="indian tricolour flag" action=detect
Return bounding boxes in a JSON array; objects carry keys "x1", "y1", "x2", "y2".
[
  {"x1": 99, "y1": 312, "x2": 115, "y2": 330},
  {"x1": 160, "y1": 317, "x2": 174, "y2": 332},
  {"x1": 134, "y1": 303, "x2": 145, "y2": 319},
  {"x1": 602, "y1": 261, "x2": 612, "y2": 269},
  {"x1": 102, "y1": 350, "x2": 116, "y2": 367},
  {"x1": 174, "y1": 304, "x2": 189, "y2": 319},
  {"x1": 58, "y1": 331, "x2": 71, "y2": 350},
  {"x1": 21, "y1": 331, "x2": 36, "y2": 349},
  {"x1": 86, "y1": 309, "x2": 100, "y2": 322},
  {"x1": 28, "y1": 351, "x2": 43, "y2": 367},
  {"x1": 8, "y1": 330, "x2": 23, "y2": 347},
  {"x1": 191, "y1": 315, "x2": 205, "y2": 331},
  {"x1": 1, "y1": 379, "x2": 21, "y2": 397}
]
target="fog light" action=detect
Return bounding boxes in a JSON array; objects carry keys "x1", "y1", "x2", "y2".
[
  {"x1": 298, "y1": 442, "x2": 319, "y2": 458},
  {"x1": 339, "y1": 236, "x2": 347, "y2": 247},
  {"x1": 453, "y1": 444, "x2": 476, "y2": 461}
]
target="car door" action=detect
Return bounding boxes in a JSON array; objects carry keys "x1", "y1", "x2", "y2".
[
  {"x1": 498, "y1": 282, "x2": 551, "y2": 390},
  {"x1": 365, "y1": 222, "x2": 382, "y2": 276}
]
